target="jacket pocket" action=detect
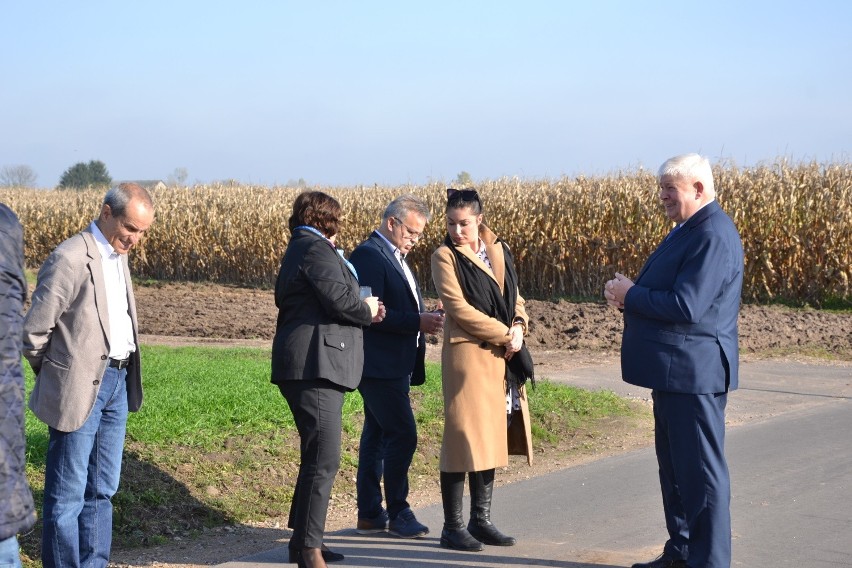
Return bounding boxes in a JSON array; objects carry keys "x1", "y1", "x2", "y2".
[
  {"x1": 647, "y1": 329, "x2": 686, "y2": 346},
  {"x1": 323, "y1": 334, "x2": 349, "y2": 351},
  {"x1": 318, "y1": 331, "x2": 363, "y2": 385},
  {"x1": 44, "y1": 350, "x2": 72, "y2": 371}
]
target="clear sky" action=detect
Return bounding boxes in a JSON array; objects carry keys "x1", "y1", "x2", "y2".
[{"x1": 2, "y1": 1, "x2": 850, "y2": 187}]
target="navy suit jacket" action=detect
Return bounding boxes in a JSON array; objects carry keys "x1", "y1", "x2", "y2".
[
  {"x1": 621, "y1": 201, "x2": 744, "y2": 394},
  {"x1": 349, "y1": 231, "x2": 426, "y2": 385}
]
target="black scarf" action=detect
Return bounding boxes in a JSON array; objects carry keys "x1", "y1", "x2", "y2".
[{"x1": 443, "y1": 234, "x2": 535, "y2": 388}]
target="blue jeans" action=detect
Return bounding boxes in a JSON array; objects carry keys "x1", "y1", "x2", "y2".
[
  {"x1": 356, "y1": 376, "x2": 417, "y2": 520},
  {"x1": 0, "y1": 536, "x2": 22, "y2": 568},
  {"x1": 41, "y1": 366, "x2": 129, "y2": 568}
]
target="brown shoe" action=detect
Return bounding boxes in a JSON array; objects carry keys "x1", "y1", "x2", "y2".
[
  {"x1": 356, "y1": 510, "x2": 389, "y2": 534},
  {"x1": 288, "y1": 545, "x2": 343, "y2": 564}
]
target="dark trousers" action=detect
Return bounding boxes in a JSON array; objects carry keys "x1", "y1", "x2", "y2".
[
  {"x1": 653, "y1": 390, "x2": 731, "y2": 568},
  {"x1": 278, "y1": 379, "x2": 346, "y2": 550},
  {"x1": 356, "y1": 375, "x2": 417, "y2": 519}
]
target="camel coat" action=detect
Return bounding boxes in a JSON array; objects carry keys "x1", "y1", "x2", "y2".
[{"x1": 431, "y1": 224, "x2": 533, "y2": 472}]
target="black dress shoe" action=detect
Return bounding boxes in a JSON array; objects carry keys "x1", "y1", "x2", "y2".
[
  {"x1": 467, "y1": 520, "x2": 516, "y2": 546},
  {"x1": 631, "y1": 553, "x2": 688, "y2": 568},
  {"x1": 289, "y1": 544, "x2": 344, "y2": 564},
  {"x1": 319, "y1": 545, "x2": 344, "y2": 563},
  {"x1": 439, "y1": 527, "x2": 483, "y2": 552}
]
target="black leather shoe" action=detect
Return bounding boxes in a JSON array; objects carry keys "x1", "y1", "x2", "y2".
[
  {"x1": 467, "y1": 520, "x2": 516, "y2": 546},
  {"x1": 631, "y1": 553, "x2": 688, "y2": 568},
  {"x1": 289, "y1": 544, "x2": 344, "y2": 564},
  {"x1": 440, "y1": 528, "x2": 483, "y2": 552},
  {"x1": 320, "y1": 545, "x2": 344, "y2": 563}
]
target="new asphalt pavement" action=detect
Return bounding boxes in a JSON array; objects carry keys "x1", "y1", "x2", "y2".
[{"x1": 217, "y1": 358, "x2": 852, "y2": 567}]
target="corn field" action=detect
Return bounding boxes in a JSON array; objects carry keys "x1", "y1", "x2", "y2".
[{"x1": 2, "y1": 160, "x2": 849, "y2": 305}]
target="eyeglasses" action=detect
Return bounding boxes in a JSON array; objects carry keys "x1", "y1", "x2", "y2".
[
  {"x1": 392, "y1": 217, "x2": 422, "y2": 241},
  {"x1": 446, "y1": 188, "x2": 480, "y2": 203}
]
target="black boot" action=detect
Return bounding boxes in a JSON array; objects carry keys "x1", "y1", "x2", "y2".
[
  {"x1": 467, "y1": 469, "x2": 516, "y2": 546},
  {"x1": 439, "y1": 471, "x2": 483, "y2": 552}
]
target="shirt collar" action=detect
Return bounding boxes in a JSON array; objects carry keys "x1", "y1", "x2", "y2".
[
  {"x1": 374, "y1": 229, "x2": 403, "y2": 259},
  {"x1": 89, "y1": 221, "x2": 121, "y2": 260}
]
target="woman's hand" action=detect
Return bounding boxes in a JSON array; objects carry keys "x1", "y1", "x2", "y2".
[
  {"x1": 504, "y1": 323, "x2": 523, "y2": 359},
  {"x1": 365, "y1": 296, "x2": 379, "y2": 317},
  {"x1": 370, "y1": 299, "x2": 386, "y2": 323}
]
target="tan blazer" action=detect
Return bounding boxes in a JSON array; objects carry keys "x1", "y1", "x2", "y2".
[
  {"x1": 431, "y1": 224, "x2": 533, "y2": 472},
  {"x1": 23, "y1": 226, "x2": 142, "y2": 432}
]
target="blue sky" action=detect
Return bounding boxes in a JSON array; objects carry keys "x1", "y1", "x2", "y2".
[{"x1": 2, "y1": 1, "x2": 850, "y2": 187}]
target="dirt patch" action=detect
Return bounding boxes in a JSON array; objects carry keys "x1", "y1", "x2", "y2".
[
  {"x1": 133, "y1": 281, "x2": 852, "y2": 357},
  {"x1": 104, "y1": 282, "x2": 851, "y2": 567}
]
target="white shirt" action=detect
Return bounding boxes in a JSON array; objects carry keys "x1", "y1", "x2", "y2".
[
  {"x1": 90, "y1": 222, "x2": 136, "y2": 360},
  {"x1": 475, "y1": 238, "x2": 494, "y2": 274},
  {"x1": 374, "y1": 230, "x2": 420, "y2": 345},
  {"x1": 374, "y1": 231, "x2": 419, "y2": 302}
]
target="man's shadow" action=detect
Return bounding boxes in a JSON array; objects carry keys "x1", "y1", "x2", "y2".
[{"x1": 20, "y1": 432, "x2": 237, "y2": 564}]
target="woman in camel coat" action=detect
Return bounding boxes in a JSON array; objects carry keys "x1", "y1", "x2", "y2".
[{"x1": 430, "y1": 188, "x2": 533, "y2": 553}]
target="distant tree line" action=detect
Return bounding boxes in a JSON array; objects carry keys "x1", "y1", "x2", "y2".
[
  {"x1": 1, "y1": 159, "x2": 118, "y2": 190},
  {"x1": 1, "y1": 162, "x2": 474, "y2": 190},
  {"x1": 0, "y1": 164, "x2": 38, "y2": 187},
  {"x1": 58, "y1": 160, "x2": 112, "y2": 189}
]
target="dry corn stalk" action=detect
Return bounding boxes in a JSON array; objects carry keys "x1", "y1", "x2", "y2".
[{"x1": 2, "y1": 160, "x2": 849, "y2": 305}]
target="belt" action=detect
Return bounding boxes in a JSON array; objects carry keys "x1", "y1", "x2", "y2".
[{"x1": 108, "y1": 357, "x2": 130, "y2": 370}]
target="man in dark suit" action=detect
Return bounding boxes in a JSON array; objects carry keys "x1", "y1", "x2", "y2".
[
  {"x1": 606, "y1": 154, "x2": 743, "y2": 568},
  {"x1": 349, "y1": 194, "x2": 444, "y2": 539}
]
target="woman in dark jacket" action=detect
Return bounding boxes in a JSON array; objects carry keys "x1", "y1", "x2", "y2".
[
  {"x1": 0, "y1": 203, "x2": 37, "y2": 568},
  {"x1": 271, "y1": 192, "x2": 383, "y2": 568}
]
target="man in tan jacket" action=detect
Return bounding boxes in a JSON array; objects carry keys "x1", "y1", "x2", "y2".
[{"x1": 24, "y1": 183, "x2": 154, "y2": 568}]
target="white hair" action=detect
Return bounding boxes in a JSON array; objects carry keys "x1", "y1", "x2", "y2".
[{"x1": 657, "y1": 153, "x2": 715, "y2": 198}]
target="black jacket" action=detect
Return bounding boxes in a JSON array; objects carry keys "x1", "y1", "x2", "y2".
[
  {"x1": 271, "y1": 229, "x2": 373, "y2": 390},
  {"x1": 0, "y1": 203, "x2": 37, "y2": 540}
]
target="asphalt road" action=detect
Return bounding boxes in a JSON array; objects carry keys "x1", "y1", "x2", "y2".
[{"x1": 218, "y1": 359, "x2": 852, "y2": 568}]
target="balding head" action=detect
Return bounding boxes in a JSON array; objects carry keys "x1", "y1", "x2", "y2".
[{"x1": 96, "y1": 183, "x2": 155, "y2": 254}]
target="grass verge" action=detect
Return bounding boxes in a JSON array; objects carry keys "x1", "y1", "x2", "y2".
[{"x1": 21, "y1": 344, "x2": 636, "y2": 564}]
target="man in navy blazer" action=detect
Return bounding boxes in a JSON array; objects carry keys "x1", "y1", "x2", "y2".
[
  {"x1": 349, "y1": 194, "x2": 444, "y2": 539},
  {"x1": 606, "y1": 154, "x2": 743, "y2": 568}
]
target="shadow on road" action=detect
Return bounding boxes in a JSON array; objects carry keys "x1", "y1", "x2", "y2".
[{"x1": 291, "y1": 533, "x2": 627, "y2": 567}]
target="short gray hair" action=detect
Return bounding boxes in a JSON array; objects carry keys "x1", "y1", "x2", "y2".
[
  {"x1": 657, "y1": 154, "x2": 715, "y2": 198},
  {"x1": 382, "y1": 194, "x2": 431, "y2": 222},
  {"x1": 103, "y1": 183, "x2": 154, "y2": 217}
]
